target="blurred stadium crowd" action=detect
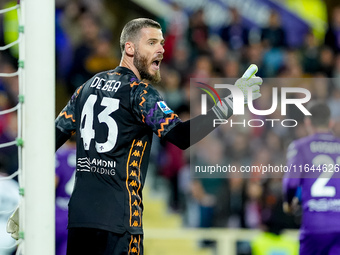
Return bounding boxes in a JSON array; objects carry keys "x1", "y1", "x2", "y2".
[{"x1": 1, "y1": 0, "x2": 340, "y2": 241}]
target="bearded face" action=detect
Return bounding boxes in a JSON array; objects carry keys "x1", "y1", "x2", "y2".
[{"x1": 133, "y1": 47, "x2": 162, "y2": 84}]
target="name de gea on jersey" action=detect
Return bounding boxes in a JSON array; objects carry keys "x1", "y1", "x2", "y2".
[{"x1": 90, "y1": 77, "x2": 121, "y2": 92}]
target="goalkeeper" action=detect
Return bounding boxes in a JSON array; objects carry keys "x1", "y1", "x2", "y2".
[{"x1": 8, "y1": 18, "x2": 262, "y2": 255}]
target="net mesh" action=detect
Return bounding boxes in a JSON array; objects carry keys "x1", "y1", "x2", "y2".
[{"x1": 0, "y1": 2, "x2": 24, "y2": 254}]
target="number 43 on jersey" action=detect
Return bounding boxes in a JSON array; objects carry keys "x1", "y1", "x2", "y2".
[{"x1": 80, "y1": 94, "x2": 119, "y2": 153}]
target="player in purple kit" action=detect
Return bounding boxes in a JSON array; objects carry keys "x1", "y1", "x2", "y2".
[
  {"x1": 55, "y1": 139, "x2": 76, "y2": 255},
  {"x1": 283, "y1": 102, "x2": 340, "y2": 255}
]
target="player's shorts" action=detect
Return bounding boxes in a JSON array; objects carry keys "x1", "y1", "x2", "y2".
[
  {"x1": 67, "y1": 228, "x2": 143, "y2": 255},
  {"x1": 300, "y1": 232, "x2": 340, "y2": 255}
]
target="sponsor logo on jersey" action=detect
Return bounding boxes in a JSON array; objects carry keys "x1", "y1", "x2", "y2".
[
  {"x1": 76, "y1": 157, "x2": 116, "y2": 176},
  {"x1": 157, "y1": 101, "x2": 173, "y2": 114}
]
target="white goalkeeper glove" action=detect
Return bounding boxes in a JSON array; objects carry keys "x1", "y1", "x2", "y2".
[
  {"x1": 212, "y1": 64, "x2": 262, "y2": 119},
  {"x1": 7, "y1": 206, "x2": 19, "y2": 240}
]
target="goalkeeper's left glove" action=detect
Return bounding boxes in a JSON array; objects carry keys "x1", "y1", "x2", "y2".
[
  {"x1": 7, "y1": 206, "x2": 19, "y2": 240},
  {"x1": 234, "y1": 64, "x2": 262, "y2": 103},
  {"x1": 212, "y1": 64, "x2": 262, "y2": 119}
]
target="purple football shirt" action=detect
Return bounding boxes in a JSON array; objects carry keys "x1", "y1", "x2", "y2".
[
  {"x1": 56, "y1": 145, "x2": 76, "y2": 207},
  {"x1": 283, "y1": 132, "x2": 340, "y2": 235},
  {"x1": 55, "y1": 143, "x2": 76, "y2": 255}
]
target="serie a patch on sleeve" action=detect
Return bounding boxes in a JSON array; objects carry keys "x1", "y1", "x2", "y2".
[{"x1": 157, "y1": 101, "x2": 173, "y2": 114}]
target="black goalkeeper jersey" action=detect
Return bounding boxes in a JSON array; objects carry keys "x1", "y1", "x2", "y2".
[{"x1": 55, "y1": 66, "x2": 181, "y2": 234}]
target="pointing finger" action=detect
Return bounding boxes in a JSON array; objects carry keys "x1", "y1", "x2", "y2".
[{"x1": 242, "y1": 64, "x2": 258, "y2": 80}]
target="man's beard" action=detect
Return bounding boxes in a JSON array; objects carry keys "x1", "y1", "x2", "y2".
[{"x1": 134, "y1": 50, "x2": 161, "y2": 84}]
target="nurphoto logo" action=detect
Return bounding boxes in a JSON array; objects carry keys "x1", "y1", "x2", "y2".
[{"x1": 196, "y1": 81, "x2": 311, "y2": 128}]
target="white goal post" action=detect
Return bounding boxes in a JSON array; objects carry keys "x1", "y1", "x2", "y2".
[{"x1": 21, "y1": 0, "x2": 55, "y2": 254}]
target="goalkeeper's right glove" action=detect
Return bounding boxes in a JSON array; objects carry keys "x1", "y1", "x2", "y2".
[
  {"x1": 7, "y1": 206, "x2": 19, "y2": 240},
  {"x1": 212, "y1": 64, "x2": 262, "y2": 119}
]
